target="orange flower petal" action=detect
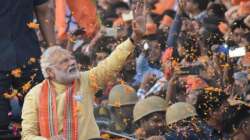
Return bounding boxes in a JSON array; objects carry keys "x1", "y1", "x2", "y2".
[
  {"x1": 27, "y1": 22, "x2": 40, "y2": 29},
  {"x1": 11, "y1": 68, "x2": 22, "y2": 78}
]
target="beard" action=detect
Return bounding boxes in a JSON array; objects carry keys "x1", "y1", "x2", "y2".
[{"x1": 54, "y1": 66, "x2": 80, "y2": 84}]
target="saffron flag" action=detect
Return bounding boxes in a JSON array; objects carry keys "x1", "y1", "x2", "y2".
[
  {"x1": 55, "y1": 0, "x2": 67, "y2": 40},
  {"x1": 152, "y1": 0, "x2": 176, "y2": 15},
  {"x1": 67, "y1": 0, "x2": 100, "y2": 38},
  {"x1": 55, "y1": 0, "x2": 100, "y2": 40}
]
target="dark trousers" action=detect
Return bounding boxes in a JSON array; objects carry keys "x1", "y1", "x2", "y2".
[{"x1": 0, "y1": 61, "x2": 43, "y2": 130}]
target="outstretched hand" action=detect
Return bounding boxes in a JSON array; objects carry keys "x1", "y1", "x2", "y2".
[{"x1": 131, "y1": 0, "x2": 147, "y2": 43}]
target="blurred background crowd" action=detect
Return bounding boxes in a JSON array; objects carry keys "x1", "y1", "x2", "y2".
[{"x1": 0, "y1": 0, "x2": 250, "y2": 139}]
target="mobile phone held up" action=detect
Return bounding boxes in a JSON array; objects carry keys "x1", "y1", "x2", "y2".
[
  {"x1": 229, "y1": 47, "x2": 246, "y2": 58},
  {"x1": 122, "y1": 11, "x2": 134, "y2": 22},
  {"x1": 175, "y1": 65, "x2": 202, "y2": 75},
  {"x1": 104, "y1": 27, "x2": 118, "y2": 37}
]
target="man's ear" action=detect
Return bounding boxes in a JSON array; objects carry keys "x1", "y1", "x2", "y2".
[{"x1": 46, "y1": 67, "x2": 55, "y2": 79}]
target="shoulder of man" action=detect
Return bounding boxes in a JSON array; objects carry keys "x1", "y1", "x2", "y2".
[
  {"x1": 24, "y1": 82, "x2": 43, "y2": 105},
  {"x1": 26, "y1": 82, "x2": 43, "y2": 97}
]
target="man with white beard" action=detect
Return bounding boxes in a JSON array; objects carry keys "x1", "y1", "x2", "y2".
[{"x1": 21, "y1": 1, "x2": 146, "y2": 140}]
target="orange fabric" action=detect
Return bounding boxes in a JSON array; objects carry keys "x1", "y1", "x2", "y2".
[
  {"x1": 39, "y1": 80, "x2": 58, "y2": 138},
  {"x1": 232, "y1": 0, "x2": 249, "y2": 5},
  {"x1": 162, "y1": 47, "x2": 174, "y2": 63},
  {"x1": 238, "y1": 1, "x2": 250, "y2": 16},
  {"x1": 55, "y1": 0, "x2": 67, "y2": 40},
  {"x1": 152, "y1": 0, "x2": 176, "y2": 15},
  {"x1": 39, "y1": 80, "x2": 78, "y2": 140},
  {"x1": 164, "y1": 0, "x2": 176, "y2": 10},
  {"x1": 66, "y1": 0, "x2": 100, "y2": 38},
  {"x1": 185, "y1": 76, "x2": 208, "y2": 92},
  {"x1": 113, "y1": 17, "x2": 126, "y2": 27},
  {"x1": 164, "y1": 66, "x2": 173, "y2": 79},
  {"x1": 218, "y1": 22, "x2": 230, "y2": 34},
  {"x1": 242, "y1": 52, "x2": 250, "y2": 66},
  {"x1": 161, "y1": 15, "x2": 173, "y2": 27},
  {"x1": 146, "y1": 23, "x2": 157, "y2": 35}
]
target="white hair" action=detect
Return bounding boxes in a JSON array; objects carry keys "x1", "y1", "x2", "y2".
[{"x1": 40, "y1": 46, "x2": 70, "y2": 78}]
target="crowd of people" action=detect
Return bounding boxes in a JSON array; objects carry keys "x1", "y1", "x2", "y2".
[{"x1": 0, "y1": 0, "x2": 250, "y2": 140}]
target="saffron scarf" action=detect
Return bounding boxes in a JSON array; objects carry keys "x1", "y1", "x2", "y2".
[{"x1": 38, "y1": 80, "x2": 78, "y2": 140}]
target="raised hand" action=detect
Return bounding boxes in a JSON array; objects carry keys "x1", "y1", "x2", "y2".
[{"x1": 131, "y1": 0, "x2": 147, "y2": 43}]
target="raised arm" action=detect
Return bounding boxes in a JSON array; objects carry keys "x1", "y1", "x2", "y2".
[
  {"x1": 166, "y1": 0, "x2": 185, "y2": 48},
  {"x1": 87, "y1": 38, "x2": 135, "y2": 92}
]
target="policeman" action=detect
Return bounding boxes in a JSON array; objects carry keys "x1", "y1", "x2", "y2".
[
  {"x1": 133, "y1": 96, "x2": 167, "y2": 139},
  {"x1": 94, "y1": 106, "x2": 111, "y2": 130},
  {"x1": 165, "y1": 102, "x2": 216, "y2": 140},
  {"x1": 107, "y1": 84, "x2": 138, "y2": 137}
]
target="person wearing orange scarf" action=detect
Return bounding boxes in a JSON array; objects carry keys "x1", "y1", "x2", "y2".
[{"x1": 21, "y1": 2, "x2": 147, "y2": 140}]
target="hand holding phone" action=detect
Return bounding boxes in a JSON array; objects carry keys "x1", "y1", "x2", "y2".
[
  {"x1": 122, "y1": 11, "x2": 134, "y2": 22},
  {"x1": 104, "y1": 27, "x2": 118, "y2": 37},
  {"x1": 229, "y1": 47, "x2": 246, "y2": 58}
]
